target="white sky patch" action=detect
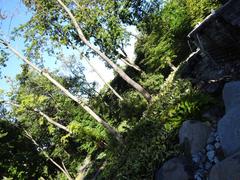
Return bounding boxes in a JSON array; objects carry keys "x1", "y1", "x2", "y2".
[
  {"x1": 84, "y1": 57, "x2": 114, "y2": 90},
  {"x1": 125, "y1": 25, "x2": 139, "y2": 62},
  {"x1": 84, "y1": 25, "x2": 138, "y2": 90}
]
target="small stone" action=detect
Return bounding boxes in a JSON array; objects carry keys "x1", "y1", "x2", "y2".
[
  {"x1": 206, "y1": 144, "x2": 215, "y2": 151},
  {"x1": 192, "y1": 154, "x2": 201, "y2": 163},
  {"x1": 215, "y1": 135, "x2": 220, "y2": 142},
  {"x1": 197, "y1": 152, "x2": 207, "y2": 163},
  {"x1": 207, "y1": 151, "x2": 215, "y2": 161},
  {"x1": 213, "y1": 157, "x2": 219, "y2": 164},
  {"x1": 199, "y1": 163, "x2": 204, "y2": 169},
  {"x1": 194, "y1": 170, "x2": 204, "y2": 178},
  {"x1": 201, "y1": 149, "x2": 206, "y2": 154},
  {"x1": 205, "y1": 162, "x2": 213, "y2": 170},
  {"x1": 194, "y1": 174, "x2": 202, "y2": 180},
  {"x1": 214, "y1": 142, "x2": 221, "y2": 149},
  {"x1": 207, "y1": 136, "x2": 215, "y2": 144},
  {"x1": 196, "y1": 169, "x2": 205, "y2": 175}
]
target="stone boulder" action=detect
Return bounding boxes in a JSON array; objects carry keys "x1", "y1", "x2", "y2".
[
  {"x1": 217, "y1": 108, "x2": 240, "y2": 156},
  {"x1": 179, "y1": 120, "x2": 211, "y2": 154},
  {"x1": 217, "y1": 81, "x2": 240, "y2": 156},
  {"x1": 223, "y1": 81, "x2": 240, "y2": 113},
  {"x1": 209, "y1": 151, "x2": 240, "y2": 180},
  {"x1": 155, "y1": 157, "x2": 192, "y2": 180}
]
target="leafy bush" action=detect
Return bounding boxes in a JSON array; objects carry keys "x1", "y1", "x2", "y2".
[
  {"x1": 99, "y1": 80, "x2": 215, "y2": 179},
  {"x1": 136, "y1": 0, "x2": 219, "y2": 72},
  {"x1": 139, "y1": 73, "x2": 164, "y2": 94},
  {"x1": 118, "y1": 90, "x2": 148, "y2": 127},
  {"x1": 185, "y1": 0, "x2": 220, "y2": 26}
]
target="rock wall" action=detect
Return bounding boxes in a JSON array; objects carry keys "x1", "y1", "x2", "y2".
[
  {"x1": 188, "y1": 0, "x2": 240, "y2": 64},
  {"x1": 156, "y1": 1, "x2": 240, "y2": 179},
  {"x1": 180, "y1": 0, "x2": 240, "y2": 94}
]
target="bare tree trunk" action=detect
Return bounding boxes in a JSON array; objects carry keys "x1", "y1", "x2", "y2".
[
  {"x1": 75, "y1": 155, "x2": 92, "y2": 180},
  {"x1": 0, "y1": 39, "x2": 122, "y2": 143},
  {"x1": 24, "y1": 130, "x2": 73, "y2": 180},
  {"x1": 56, "y1": 0, "x2": 151, "y2": 102},
  {"x1": 4, "y1": 101, "x2": 71, "y2": 133},
  {"x1": 119, "y1": 57, "x2": 142, "y2": 72},
  {"x1": 69, "y1": 43, "x2": 123, "y2": 101},
  {"x1": 72, "y1": 0, "x2": 141, "y2": 73},
  {"x1": 167, "y1": 61, "x2": 177, "y2": 71},
  {"x1": 118, "y1": 47, "x2": 142, "y2": 72},
  {"x1": 34, "y1": 108, "x2": 72, "y2": 133}
]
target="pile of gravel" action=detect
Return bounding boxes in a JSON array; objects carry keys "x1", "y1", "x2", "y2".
[{"x1": 192, "y1": 129, "x2": 223, "y2": 180}]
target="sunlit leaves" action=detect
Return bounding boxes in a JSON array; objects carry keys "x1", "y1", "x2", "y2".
[
  {"x1": 0, "y1": 48, "x2": 8, "y2": 77},
  {"x1": 137, "y1": 0, "x2": 219, "y2": 72},
  {"x1": 186, "y1": 0, "x2": 220, "y2": 26},
  {"x1": 0, "y1": 130, "x2": 8, "y2": 139}
]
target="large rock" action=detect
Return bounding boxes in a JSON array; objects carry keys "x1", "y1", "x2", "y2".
[
  {"x1": 223, "y1": 81, "x2": 240, "y2": 113},
  {"x1": 179, "y1": 120, "x2": 211, "y2": 154},
  {"x1": 209, "y1": 151, "x2": 240, "y2": 180},
  {"x1": 155, "y1": 157, "x2": 192, "y2": 180},
  {"x1": 217, "y1": 81, "x2": 240, "y2": 156},
  {"x1": 217, "y1": 108, "x2": 240, "y2": 156}
]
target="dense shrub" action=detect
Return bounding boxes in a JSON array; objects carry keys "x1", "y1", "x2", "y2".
[
  {"x1": 139, "y1": 73, "x2": 165, "y2": 94},
  {"x1": 136, "y1": 0, "x2": 219, "y2": 73},
  {"x1": 99, "y1": 80, "x2": 215, "y2": 179}
]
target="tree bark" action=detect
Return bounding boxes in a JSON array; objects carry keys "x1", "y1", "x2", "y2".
[
  {"x1": 167, "y1": 61, "x2": 177, "y2": 71},
  {"x1": 0, "y1": 39, "x2": 122, "y2": 143},
  {"x1": 118, "y1": 47, "x2": 142, "y2": 72},
  {"x1": 119, "y1": 57, "x2": 142, "y2": 72},
  {"x1": 56, "y1": 0, "x2": 151, "y2": 102},
  {"x1": 83, "y1": 55, "x2": 123, "y2": 101},
  {"x1": 34, "y1": 108, "x2": 71, "y2": 133},
  {"x1": 4, "y1": 101, "x2": 71, "y2": 133},
  {"x1": 69, "y1": 43, "x2": 123, "y2": 101}
]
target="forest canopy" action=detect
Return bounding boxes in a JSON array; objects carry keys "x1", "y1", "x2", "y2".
[{"x1": 0, "y1": 0, "x2": 220, "y2": 179}]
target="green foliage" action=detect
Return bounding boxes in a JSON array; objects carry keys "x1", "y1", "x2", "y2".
[
  {"x1": 185, "y1": 0, "x2": 220, "y2": 26},
  {"x1": 17, "y1": 0, "x2": 155, "y2": 64},
  {"x1": 68, "y1": 121, "x2": 106, "y2": 142},
  {"x1": 140, "y1": 72, "x2": 164, "y2": 94},
  {"x1": 136, "y1": 0, "x2": 219, "y2": 72},
  {"x1": 0, "y1": 49, "x2": 8, "y2": 66},
  {"x1": 2, "y1": 0, "x2": 222, "y2": 179},
  {"x1": 0, "y1": 48, "x2": 8, "y2": 77},
  {"x1": 118, "y1": 90, "x2": 148, "y2": 126},
  {"x1": 100, "y1": 80, "x2": 215, "y2": 179},
  {"x1": 0, "y1": 118, "x2": 56, "y2": 179},
  {"x1": 8, "y1": 67, "x2": 108, "y2": 178}
]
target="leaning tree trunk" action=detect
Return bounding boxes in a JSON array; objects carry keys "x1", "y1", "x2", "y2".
[
  {"x1": 83, "y1": 55, "x2": 123, "y2": 101},
  {"x1": 24, "y1": 130, "x2": 73, "y2": 180},
  {"x1": 70, "y1": 43, "x2": 123, "y2": 101},
  {"x1": 0, "y1": 39, "x2": 122, "y2": 143},
  {"x1": 7, "y1": 101, "x2": 72, "y2": 133},
  {"x1": 118, "y1": 47, "x2": 142, "y2": 72},
  {"x1": 56, "y1": 0, "x2": 151, "y2": 102},
  {"x1": 119, "y1": 57, "x2": 142, "y2": 72}
]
